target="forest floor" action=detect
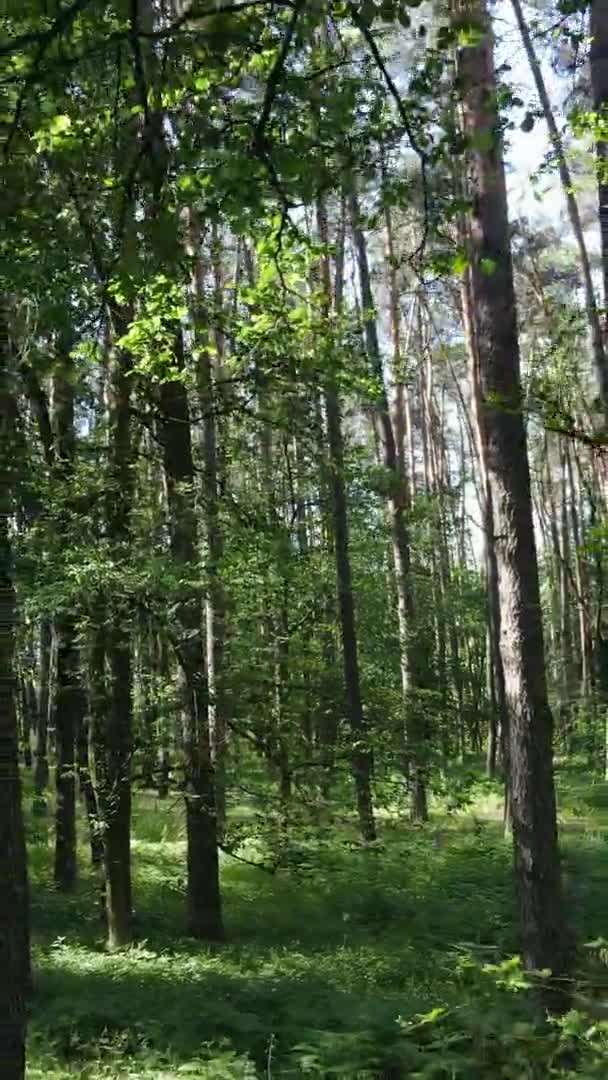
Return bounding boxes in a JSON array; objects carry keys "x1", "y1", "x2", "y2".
[{"x1": 25, "y1": 762, "x2": 608, "y2": 1078}]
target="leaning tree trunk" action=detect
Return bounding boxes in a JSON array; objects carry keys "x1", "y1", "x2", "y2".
[
  {"x1": 158, "y1": 332, "x2": 224, "y2": 941},
  {"x1": 0, "y1": 309, "x2": 30, "y2": 1079},
  {"x1": 454, "y1": 0, "x2": 568, "y2": 982}
]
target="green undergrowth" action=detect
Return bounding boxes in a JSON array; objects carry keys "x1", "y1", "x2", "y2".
[{"x1": 24, "y1": 763, "x2": 608, "y2": 1077}]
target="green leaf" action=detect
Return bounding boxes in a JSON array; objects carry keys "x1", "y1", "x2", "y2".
[{"x1": 49, "y1": 114, "x2": 71, "y2": 135}]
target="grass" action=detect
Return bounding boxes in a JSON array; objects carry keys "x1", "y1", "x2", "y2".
[{"x1": 23, "y1": 763, "x2": 608, "y2": 1078}]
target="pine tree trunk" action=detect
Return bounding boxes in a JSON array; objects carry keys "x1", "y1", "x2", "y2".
[
  {"x1": 51, "y1": 359, "x2": 82, "y2": 892},
  {"x1": 0, "y1": 312, "x2": 30, "y2": 1079},
  {"x1": 32, "y1": 617, "x2": 51, "y2": 814},
  {"x1": 512, "y1": 0, "x2": 608, "y2": 403},
  {"x1": 565, "y1": 445, "x2": 593, "y2": 699},
  {"x1": 155, "y1": 634, "x2": 171, "y2": 798},
  {"x1": 591, "y1": 0, "x2": 608, "y2": 340},
  {"x1": 189, "y1": 214, "x2": 228, "y2": 838},
  {"x1": 317, "y1": 198, "x2": 376, "y2": 841},
  {"x1": 351, "y1": 194, "x2": 427, "y2": 822},
  {"x1": 454, "y1": 0, "x2": 567, "y2": 981},
  {"x1": 461, "y1": 279, "x2": 509, "y2": 789},
  {"x1": 53, "y1": 619, "x2": 83, "y2": 890},
  {"x1": 77, "y1": 705, "x2": 103, "y2": 868},
  {"x1": 97, "y1": 326, "x2": 133, "y2": 948},
  {"x1": 158, "y1": 334, "x2": 224, "y2": 940}
]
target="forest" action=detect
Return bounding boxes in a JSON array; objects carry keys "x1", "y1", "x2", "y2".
[{"x1": 3, "y1": 0, "x2": 608, "y2": 1076}]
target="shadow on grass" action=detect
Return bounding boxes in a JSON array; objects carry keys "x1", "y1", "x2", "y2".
[{"x1": 27, "y1": 777, "x2": 608, "y2": 1077}]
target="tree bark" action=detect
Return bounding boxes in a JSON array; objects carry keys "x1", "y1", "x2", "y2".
[
  {"x1": 32, "y1": 617, "x2": 51, "y2": 814},
  {"x1": 591, "y1": 0, "x2": 608, "y2": 341},
  {"x1": 0, "y1": 309, "x2": 30, "y2": 1079},
  {"x1": 51, "y1": 354, "x2": 84, "y2": 892},
  {"x1": 317, "y1": 197, "x2": 376, "y2": 841},
  {"x1": 188, "y1": 213, "x2": 228, "y2": 838},
  {"x1": 454, "y1": 0, "x2": 568, "y2": 982},
  {"x1": 158, "y1": 332, "x2": 224, "y2": 940},
  {"x1": 93, "y1": 322, "x2": 134, "y2": 948},
  {"x1": 351, "y1": 193, "x2": 427, "y2": 822},
  {"x1": 511, "y1": 0, "x2": 608, "y2": 407}
]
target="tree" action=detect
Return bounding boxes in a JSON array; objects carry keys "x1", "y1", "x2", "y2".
[
  {"x1": 51, "y1": 341, "x2": 85, "y2": 891},
  {"x1": 453, "y1": 0, "x2": 568, "y2": 981},
  {"x1": 511, "y1": 0, "x2": 608, "y2": 411},
  {"x1": 158, "y1": 332, "x2": 224, "y2": 940},
  {"x1": 0, "y1": 307, "x2": 30, "y2": 1080},
  {"x1": 590, "y1": 0, "x2": 608, "y2": 335},
  {"x1": 317, "y1": 196, "x2": 376, "y2": 842}
]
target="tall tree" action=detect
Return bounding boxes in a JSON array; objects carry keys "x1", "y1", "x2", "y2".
[
  {"x1": 97, "y1": 318, "x2": 134, "y2": 947},
  {"x1": 350, "y1": 193, "x2": 426, "y2": 822},
  {"x1": 511, "y1": 0, "x2": 608, "y2": 408},
  {"x1": 317, "y1": 196, "x2": 376, "y2": 842},
  {"x1": 0, "y1": 308, "x2": 30, "y2": 1079},
  {"x1": 51, "y1": 342, "x2": 85, "y2": 891},
  {"x1": 158, "y1": 331, "x2": 224, "y2": 940},
  {"x1": 590, "y1": 0, "x2": 608, "y2": 336},
  {"x1": 454, "y1": 0, "x2": 568, "y2": 980}
]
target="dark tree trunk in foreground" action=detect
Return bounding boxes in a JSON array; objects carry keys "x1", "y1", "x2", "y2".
[
  {"x1": 455, "y1": 0, "x2": 567, "y2": 982},
  {"x1": 0, "y1": 312, "x2": 30, "y2": 1079},
  {"x1": 159, "y1": 333, "x2": 224, "y2": 940}
]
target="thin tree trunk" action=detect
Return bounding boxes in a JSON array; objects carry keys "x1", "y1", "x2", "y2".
[
  {"x1": 351, "y1": 194, "x2": 427, "y2": 821},
  {"x1": 591, "y1": 0, "x2": 608, "y2": 343},
  {"x1": 565, "y1": 444, "x2": 593, "y2": 698},
  {"x1": 96, "y1": 324, "x2": 133, "y2": 947},
  {"x1": 32, "y1": 617, "x2": 51, "y2": 814},
  {"x1": 511, "y1": 0, "x2": 608, "y2": 404},
  {"x1": 189, "y1": 213, "x2": 228, "y2": 838},
  {"x1": 454, "y1": 0, "x2": 567, "y2": 982}
]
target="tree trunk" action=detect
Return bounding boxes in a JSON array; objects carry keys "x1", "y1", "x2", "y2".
[
  {"x1": 51, "y1": 357, "x2": 83, "y2": 892},
  {"x1": 188, "y1": 213, "x2": 228, "y2": 838},
  {"x1": 351, "y1": 193, "x2": 427, "y2": 822},
  {"x1": 511, "y1": 0, "x2": 608, "y2": 406},
  {"x1": 454, "y1": 0, "x2": 567, "y2": 981},
  {"x1": 317, "y1": 197, "x2": 376, "y2": 842},
  {"x1": 0, "y1": 311, "x2": 30, "y2": 1079},
  {"x1": 94, "y1": 323, "x2": 134, "y2": 948},
  {"x1": 591, "y1": 0, "x2": 608, "y2": 343},
  {"x1": 53, "y1": 620, "x2": 83, "y2": 890},
  {"x1": 158, "y1": 332, "x2": 224, "y2": 940},
  {"x1": 32, "y1": 617, "x2": 51, "y2": 814},
  {"x1": 77, "y1": 705, "x2": 103, "y2": 868}
]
